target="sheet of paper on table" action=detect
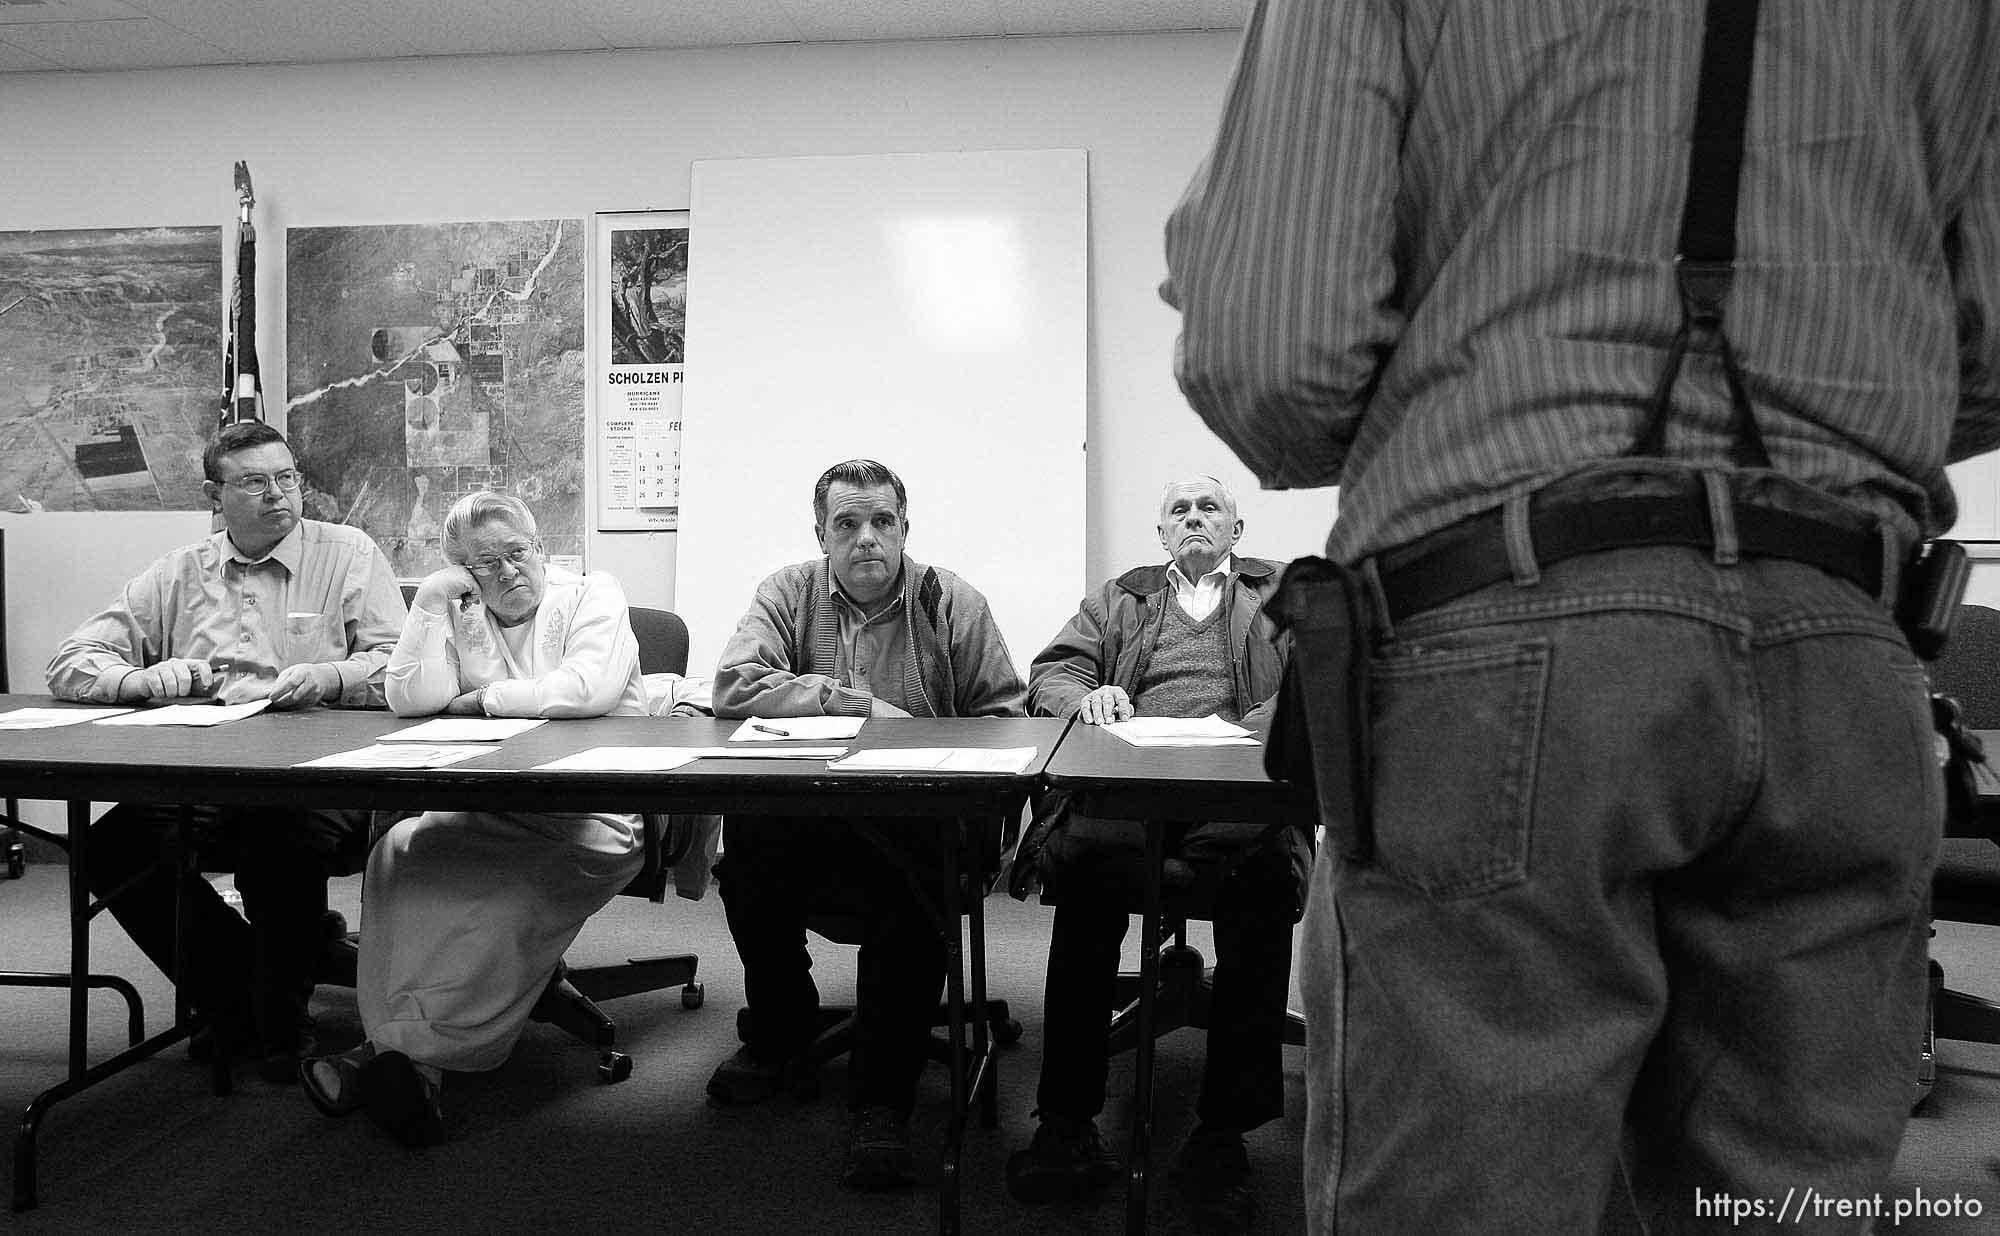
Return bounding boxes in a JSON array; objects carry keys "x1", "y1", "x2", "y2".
[
  {"x1": 377, "y1": 717, "x2": 548, "y2": 742},
  {"x1": 0, "y1": 706, "x2": 136, "y2": 729},
  {"x1": 728, "y1": 717, "x2": 865, "y2": 742},
  {"x1": 826, "y1": 747, "x2": 1038, "y2": 774},
  {"x1": 1100, "y1": 715, "x2": 1260, "y2": 747},
  {"x1": 294, "y1": 744, "x2": 496, "y2": 769},
  {"x1": 536, "y1": 747, "x2": 709, "y2": 772},
  {"x1": 94, "y1": 700, "x2": 273, "y2": 727}
]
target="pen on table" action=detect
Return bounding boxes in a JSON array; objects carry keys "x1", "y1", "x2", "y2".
[{"x1": 752, "y1": 723, "x2": 792, "y2": 737}]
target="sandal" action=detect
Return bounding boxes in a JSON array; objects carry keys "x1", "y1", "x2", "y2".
[
  {"x1": 361, "y1": 1049, "x2": 445, "y2": 1148},
  {"x1": 300, "y1": 1044, "x2": 375, "y2": 1118}
]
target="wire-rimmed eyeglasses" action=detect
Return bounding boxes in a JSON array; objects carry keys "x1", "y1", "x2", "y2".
[
  {"x1": 223, "y1": 470, "x2": 303, "y2": 496},
  {"x1": 466, "y1": 545, "x2": 537, "y2": 579}
]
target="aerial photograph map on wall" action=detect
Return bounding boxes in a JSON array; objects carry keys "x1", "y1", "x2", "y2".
[
  {"x1": 0, "y1": 225, "x2": 221, "y2": 512},
  {"x1": 286, "y1": 218, "x2": 586, "y2": 577}
]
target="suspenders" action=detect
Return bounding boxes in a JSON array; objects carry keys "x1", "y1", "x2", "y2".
[{"x1": 1628, "y1": 0, "x2": 1771, "y2": 469}]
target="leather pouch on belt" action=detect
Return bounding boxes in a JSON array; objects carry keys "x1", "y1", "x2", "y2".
[{"x1": 1266, "y1": 556, "x2": 1377, "y2": 862}]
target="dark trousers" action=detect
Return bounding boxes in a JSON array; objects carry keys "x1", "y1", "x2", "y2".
[
  {"x1": 1035, "y1": 830, "x2": 1297, "y2": 1132},
  {"x1": 718, "y1": 814, "x2": 950, "y2": 1116},
  {"x1": 84, "y1": 802, "x2": 372, "y2": 1050}
]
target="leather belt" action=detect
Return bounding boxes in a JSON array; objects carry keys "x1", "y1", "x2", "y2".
[{"x1": 1372, "y1": 489, "x2": 1887, "y2": 625}]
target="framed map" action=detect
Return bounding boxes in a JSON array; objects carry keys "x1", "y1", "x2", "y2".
[
  {"x1": 0, "y1": 225, "x2": 221, "y2": 511},
  {"x1": 285, "y1": 218, "x2": 586, "y2": 577}
]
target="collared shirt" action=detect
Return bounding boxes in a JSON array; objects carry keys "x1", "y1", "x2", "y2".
[
  {"x1": 831, "y1": 576, "x2": 910, "y2": 709},
  {"x1": 1162, "y1": 0, "x2": 2000, "y2": 559},
  {"x1": 46, "y1": 519, "x2": 406, "y2": 706},
  {"x1": 1167, "y1": 552, "x2": 1234, "y2": 622}
]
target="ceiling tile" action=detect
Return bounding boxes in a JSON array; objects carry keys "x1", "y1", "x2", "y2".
[
  {"x1": 0, "y1": 36, "x2": 65, "y2": 69},
  {"x1": 563, "y1": 0, "x2": 801, "y2": 49},
  {"x1": 390, "y1": 0, "x2": 612, "y2": 57},
  {"x1": 0, "y1": 0, "x2": 145, "y2": 27},
  {"x1": 779, "y1": 0, "x2": 1002, "y2": 44},
  {"x1": 117, "y1": 0, "x2": 417, "y2": 62},
  {"x1": 998, "y1": 0, "x2": 1248, "y2": 37},
  {"x1": 0, "y1": 16, "x2": 229, "y2": 69}
]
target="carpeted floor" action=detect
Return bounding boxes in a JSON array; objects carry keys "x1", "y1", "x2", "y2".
[{"x1": 3, "y1": 864, "x2": 2000, "y2": 1233}]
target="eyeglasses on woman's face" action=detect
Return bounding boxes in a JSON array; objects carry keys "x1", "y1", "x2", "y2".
[{"x1": 465, "y1": 544, "x2": 537, "y2": 579}]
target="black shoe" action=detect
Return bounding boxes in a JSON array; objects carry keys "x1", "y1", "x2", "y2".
[
  {"x1": 705, "y1": 1045, "x2": 819, "y2": 1106},
  {"x1": 841, "y1": 1105, "x2": 916, "y2": 1192},
  {"x1": 1171, "y1": 1125, "x2": 1257, "y2": 1234},
  {"x1": 1006, "y1": 1112, "x2": 1121, "y2": 1204},
  {"x1": 360, "y1": 1049, "x2": 445, "y2": 1148}
]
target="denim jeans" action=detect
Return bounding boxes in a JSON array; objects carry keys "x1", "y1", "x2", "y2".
[{"x1": 1300, "y1": 484, "x2": 1939, "y2": 1233}]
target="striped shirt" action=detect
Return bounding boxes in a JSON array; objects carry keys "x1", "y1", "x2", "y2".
[{"x1": 1162, "y1": 0, "x2": 2000, "y2": 560}]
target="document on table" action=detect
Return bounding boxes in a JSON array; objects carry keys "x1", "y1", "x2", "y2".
[
  {"x1": 0, "y1": 706, "x2": 135, "y2": 729},
  {"x1": 1100, "y1": 715, "x2": 1259, "y2": 747},
  {"x1": 536, "y1": 747, "x2": 709, "y2": 772},
  {"x1": 378, "y1": 717, "x2": 548, "y2": 742},
  {"x1": 295, "y1": 745, "x2": 497, "y2": 769},
  {"x1": 94, "y1": 700, "x2": 273, "y2": 727},
  {"x1": 728, "y1": 717, "x2": 865, "y2": 742},
  {"x1": 826, "y1": 747, "x2": 1038, "y2": 774},
  {"x1": 534, "y1": 746, "x2": 849, "y2": 772}
]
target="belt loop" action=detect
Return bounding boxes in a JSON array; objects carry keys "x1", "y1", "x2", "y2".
[
  {"x1": 1702, "y1": 471, "x2": 1740, "y2": 566},
  {"x1": 1503, "y1": 494, "x2": 1540, "y2": 588},
  {"x1": 1359, "y1": 556, "x2": 1397, "y2": 639},
  {"x1": 1877, "y1": 524, "x2": 1901, "y2": 609}
]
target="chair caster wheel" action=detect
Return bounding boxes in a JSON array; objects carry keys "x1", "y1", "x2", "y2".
[
  {"x1": 682, "y1": 981, "x2": 705, "y2": 1010},
  {"x1": 598, "y1": 1052, "x2": 633, "y2": 1084},
  {"x1": 994, "y1": 1017, "x2": 1023, "y2": 1046}
]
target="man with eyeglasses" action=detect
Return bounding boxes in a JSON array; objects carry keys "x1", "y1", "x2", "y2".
[{"x1": 47, "y1": 420, "x2": 407, "y2": 1084}]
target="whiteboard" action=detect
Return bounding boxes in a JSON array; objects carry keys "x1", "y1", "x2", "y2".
[
  {"x1": 1947, "y1": 451, "x2": 2000, "y2": 546},
  {"x1": 677, "y1": 150, "x2": 1088, "y2": 681}
]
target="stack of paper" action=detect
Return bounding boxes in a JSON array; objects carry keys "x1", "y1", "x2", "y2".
[
  {"x1": 95, "y1": 700, "x2": 272, "y2": 727},
  {"x1": 728, "y1": 717, "x2": 865, "y2": 742},
  {"x1": 1099, "y1": 715, "x2": 1259, "y2": 747},
  {"x1": 378, "y1": 717, "x2": 547, "y2": 742},
  {"x1": 0, "y1": 706, "x2": 134, "y2": 729},
  {"x1": 827, "y1": 747, "x2": 1038, "y2": 774}
]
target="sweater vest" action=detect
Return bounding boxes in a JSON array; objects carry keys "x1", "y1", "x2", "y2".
[{"x1": 1133, "y1": 601, "x2": 1236, "y2": 721}]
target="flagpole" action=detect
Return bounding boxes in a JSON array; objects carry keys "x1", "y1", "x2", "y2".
[{"x1": 220, "y1": 160, "x2": 264, "y2": 430}]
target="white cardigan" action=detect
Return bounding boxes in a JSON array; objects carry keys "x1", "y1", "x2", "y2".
[{"x1": 386, "y1": 566, "x2": 648, "y2": 719}]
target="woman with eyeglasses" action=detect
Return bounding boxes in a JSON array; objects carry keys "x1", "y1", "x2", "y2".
[{"x1": 300, "y1": 490, "x2": 647, "y2": 1146}]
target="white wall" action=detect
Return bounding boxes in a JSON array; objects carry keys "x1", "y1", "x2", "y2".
[{"x1": 0, "y1": 32, "x2": 1346, "y2": 704}]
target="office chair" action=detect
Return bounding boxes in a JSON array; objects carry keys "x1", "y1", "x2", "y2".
[
  {"x1": 1922, "y1": 601, "x2": 2000, "y2": 1093},
  {"x1": 528, "y1": 604, "x2": 705, "y2": 1082},
  {"x1": 1037, "y1": 821, "x2": 1309, "y2": 1060},
  {"x1": 731, "y1": 814, "x2": 1024, "y2": 1085},
  {"x1": 324, "y1": 602, "x2": 707, "y2": 1083}
]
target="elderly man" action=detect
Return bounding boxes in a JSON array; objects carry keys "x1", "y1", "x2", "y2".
[
  {"x1": 46, "y1": 420, "x2": 405, "y2": 1082},
  {"x1": 1006, "y1": 476, "x2": 1307, "y2": 1232},
  {"x1": 708, "y1": 458, "x2": 1024, "y2": 1191}
]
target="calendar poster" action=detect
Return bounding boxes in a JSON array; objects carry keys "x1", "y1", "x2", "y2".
[{"x1": 591, "y1": 210, "x2": 686, "y2": 530}]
